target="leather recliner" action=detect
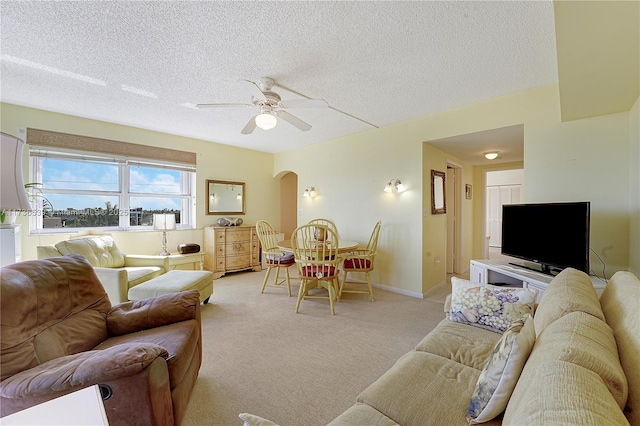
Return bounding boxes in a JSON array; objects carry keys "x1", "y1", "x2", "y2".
[
  {"x1": 37, "y1": 234, "x2": 169, "y2": 304},
  {"x1": 0, "y1": 254, "x2": 202, "y2": 426}
]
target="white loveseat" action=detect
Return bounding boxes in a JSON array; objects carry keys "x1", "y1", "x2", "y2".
[{"x1": 37, "y1": 234, "x2": 169, "y2": 303}]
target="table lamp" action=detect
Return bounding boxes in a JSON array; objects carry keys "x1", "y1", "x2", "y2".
[{"x1": 153, "y1": 213, "x2": 176, "y2": 255}]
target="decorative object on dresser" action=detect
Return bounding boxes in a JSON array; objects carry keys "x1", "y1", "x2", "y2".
[
  {"x1": 204, "y1": 225, "x2": 261, "y2": 279},
  {"x1": 216, "y1": 217, "x2": 244, "y2": 226}
]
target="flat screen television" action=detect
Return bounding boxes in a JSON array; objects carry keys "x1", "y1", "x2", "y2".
[{"x1": 501, "y1": 201, "x2": 590, "y2": 275}]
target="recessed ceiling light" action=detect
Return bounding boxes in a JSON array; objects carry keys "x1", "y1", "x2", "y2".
[{"x1": 484, "y1": 152, "x2": 499, "y2": 160}]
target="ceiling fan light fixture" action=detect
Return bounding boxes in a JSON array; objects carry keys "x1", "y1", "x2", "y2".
[
  {"x1": 255, "y1": 112, "x2": 277, "y2": 130},
  {"x1": 484, "y1": 151, "x2": 499, "y2": 160}
]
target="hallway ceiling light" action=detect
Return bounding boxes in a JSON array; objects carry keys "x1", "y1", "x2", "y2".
[{"x1": 484, "y1": 152, "x2": 499, "y2": 160}]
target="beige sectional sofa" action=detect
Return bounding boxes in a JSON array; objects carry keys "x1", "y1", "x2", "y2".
[{"x1": 329, "y1": 268, "x2": 639, "y2": 425}]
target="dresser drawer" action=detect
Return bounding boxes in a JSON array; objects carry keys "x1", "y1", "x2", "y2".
[
  {"x1": 226, "y1": 241, "x2": 250, "y2": 256},
  {"x1": 226, "y1": 229, "x2": 250, "y2": 243},
  {"x1": 226, "y1": 255, "x2": 250, "y2": 270}
]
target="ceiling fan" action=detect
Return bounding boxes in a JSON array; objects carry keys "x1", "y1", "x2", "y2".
[{"x1": 196, "y1": 77, "x2": 328, "y2": 134}]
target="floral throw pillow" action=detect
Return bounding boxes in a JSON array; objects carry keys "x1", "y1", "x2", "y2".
[
  {"x1": 448, "y1": 277, "x2": 537, "y2": 333},
  {"x1": 466, "y1": 316, "x2": 536, "y2": 424}
]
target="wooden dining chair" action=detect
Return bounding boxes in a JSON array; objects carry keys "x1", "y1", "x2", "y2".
[
  {"x1": 339, "y1": 221, "x2": 382, "y2": 302},
  {"x1": 307, "y1": 218, "x2": 339, "y2": 242},
  {"x1": 256, "y1": 220, "x2": 294, "y2": 296},
  {"x1": 291, "y1": 224, "x2": 341, "y2": 315}
]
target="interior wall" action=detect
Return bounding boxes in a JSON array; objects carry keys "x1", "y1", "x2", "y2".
[
  {"x1": 1, "y1": 103, "x2": 278, "y2": 260},
  {"x1": 279, "y1": 172, "x2": 297, "y2": 239},
  {"x1": 524, "y1": 108, "x2": 630, "y2": 276},
  {"x1": 276, "y1": 84, "x2": 633, "y2": 296},
  {"x1": 275, "y1": 125, "x2": 424, "y2": 297},
  {"x1": 629, "y1": 96, "x2": 640, "y2": 276}
]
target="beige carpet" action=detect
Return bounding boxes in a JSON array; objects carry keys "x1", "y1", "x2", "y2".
[{"x1": 181, "y1": 270, "x2": 446, "y2": 426}]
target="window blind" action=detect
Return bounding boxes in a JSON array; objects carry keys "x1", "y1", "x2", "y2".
[{"x1": 26, "y1": 128, "x2": 197, "y2": 167}]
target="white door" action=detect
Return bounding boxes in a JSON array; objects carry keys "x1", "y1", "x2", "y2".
[
  {"x1": 486, "y1": 184, "x2": 521, "y2": 247},
  {"x1": 446, "y1": 167, "x2": 456, "y2": 273}
]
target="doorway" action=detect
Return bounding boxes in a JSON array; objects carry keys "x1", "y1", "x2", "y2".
[
  {"x1": 485, "y1": 169, "x2": 523, "y2": 259},
  {"x1": 279, "y1": 172, "x2": 298, "y2": 239},
  {"x1": 446, "y1": 162, "x2": 463, "y2": 274}
]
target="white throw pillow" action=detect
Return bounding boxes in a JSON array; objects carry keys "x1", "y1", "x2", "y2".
[
  {"x1": 466, "y1": 316, "x2": 536, "y2": 424},
  {"x1": 238, "y1": 413, "x2": 279, "y2": 426},
  {"x1": 448, "y1": 277, "x2": 537, "y2": 333}
]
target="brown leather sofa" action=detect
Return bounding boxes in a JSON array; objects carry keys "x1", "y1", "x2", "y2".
[{"x1": 0, "y1": 254, "x2": 202, "y2": 425}]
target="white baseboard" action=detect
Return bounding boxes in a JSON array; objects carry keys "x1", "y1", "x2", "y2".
[{"x1": 371, "y1": 282, "x2": 424, "y2": 299}]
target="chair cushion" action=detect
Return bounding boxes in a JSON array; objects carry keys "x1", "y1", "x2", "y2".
[
  {"x1": 343, "y1": 258, "x2": 372, "y2": 269},
  {"x1": 415, "y1": 319, "x2": 501, "y2": 370},
  {"x1": 264, "y1": 252, "x2": 295, "y2": 265},
  {"x1": 55, "y1": 235, "x2": 126, "y2": 268},
  {"x1": 301, "y1": 265, "x2": 337, "y2": 278}
]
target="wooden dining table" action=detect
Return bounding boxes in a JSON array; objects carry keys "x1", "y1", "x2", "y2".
[{"x1": 278, "y1": 239, "x2": 359, "y2": 253}]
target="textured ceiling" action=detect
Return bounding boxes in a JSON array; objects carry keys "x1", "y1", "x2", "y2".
[{"x1": 0, "y1": 1, "x2": 558, "y2": 155}]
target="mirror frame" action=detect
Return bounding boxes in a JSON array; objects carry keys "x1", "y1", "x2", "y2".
[
  {"x1": 205, "y1": 180, "x2": 246, "y2": 215},
  {"x1": 431, "y1": 170, "x2": 446, "y2": 215}
]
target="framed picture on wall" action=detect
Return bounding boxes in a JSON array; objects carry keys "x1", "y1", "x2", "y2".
[{"x1": 465, "y1": 184, "x2": 472, "y2": 200}]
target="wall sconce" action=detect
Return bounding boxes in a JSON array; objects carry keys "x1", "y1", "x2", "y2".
[
  {"x1": 153, "y1": 213, "x2": 176, "y2": 256},
  {"x1": 236, "y1": 193, "x2": 242, "y2": 200},
  {"x1": 384, "y1": 179, "x2": 406, "y2": 193},
  {"x1": 303, "y1": 187, "x2": 318, "y2": 198},
  {"x1": 484, "y1": 151, "x2": 499, "y2": 160}
]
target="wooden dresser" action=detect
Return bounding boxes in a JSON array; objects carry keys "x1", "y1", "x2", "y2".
[{"x1": 204, "y1": 225, "x2": 261, "y2": 279}]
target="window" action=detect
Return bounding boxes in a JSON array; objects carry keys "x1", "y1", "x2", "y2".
[{"x1": 30, "y1": 149, "x2": 195, "y2": 232}]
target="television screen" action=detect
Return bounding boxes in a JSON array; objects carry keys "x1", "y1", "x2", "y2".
[{"x1": 501, "y1": 202, "x2": 590, "y2": 274}]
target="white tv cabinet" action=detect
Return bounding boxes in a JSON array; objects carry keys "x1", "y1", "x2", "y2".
[{"x1": 470, "y1": 259, "x2": 607, "y2": 302}]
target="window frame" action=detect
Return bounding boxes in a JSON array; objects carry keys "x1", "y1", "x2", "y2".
[{"x1": 29, "y1": 149, "x2": 196, "y2": 234}]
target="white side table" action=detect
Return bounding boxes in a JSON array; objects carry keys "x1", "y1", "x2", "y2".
[
  {"x1": 166, "y1": 253, "x2": 205, "y2": 270},
  {"x1": 0, "y1": 224, "x2": 22, "y2": 267}
]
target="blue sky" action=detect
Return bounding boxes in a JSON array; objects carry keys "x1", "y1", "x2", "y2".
[{"x1": 41, "y1": 159, "x2": 183, "y2": 212}]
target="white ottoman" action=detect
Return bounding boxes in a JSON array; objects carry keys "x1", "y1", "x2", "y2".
[{"x1": 128, "y1": 270, "x2": 214, "y2": 304}]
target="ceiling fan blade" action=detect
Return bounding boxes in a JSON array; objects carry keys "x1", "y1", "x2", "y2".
[
  {"x1": 280, "y1": 99, "x2": 328, "y2": 109},
  {"x1": 240, "y1": 79, "x2": 267, "y2": 101},
  {"x1": 277, "y1": 111, "x2": 312, "y2": 131},
  {"x1": 241, "y1": 115, "x2": 258, "y2": 135},
  {"x1": 196, "y1": 103, "x2": 253, "y2": 108}
]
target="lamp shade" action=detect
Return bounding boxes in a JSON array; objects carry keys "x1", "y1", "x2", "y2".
[
  {"x1": 255, "y1": 113, "x2": 277, "y2": 130},
  {"x1": 153, "y1": 213, "x2": 176, "y2": 231},
  {"x1": 1, "y1": 132, "x2": 31, "y2": 210}
]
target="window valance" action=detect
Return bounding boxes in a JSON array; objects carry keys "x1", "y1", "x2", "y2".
[{"x1": 26, "y1": 128, "x2": 196, "y2": 166}]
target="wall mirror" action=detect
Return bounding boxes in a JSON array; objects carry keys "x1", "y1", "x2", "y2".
[
  {"x1": 431, "y1": 170, "x2": 446, "y2": 215},
  {"x1": 206, "y1": 180, "x2": 245, "y2": 215}
]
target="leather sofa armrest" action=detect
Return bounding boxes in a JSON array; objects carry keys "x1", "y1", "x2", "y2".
[
  {"x1": 93, "y1": 267, "x2": 129, "y2": 304},
  {"x1": 0, "y1": 343, "x2": 168, "y2": 398},
  {"x1": 107, "y1": 290, "x2": 201, "y2": 336},
  {"x1": 123, "y1": 255, "x2": 169, "y2": 269}
]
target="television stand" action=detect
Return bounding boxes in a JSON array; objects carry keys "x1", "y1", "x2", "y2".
[
  {"x1": 507, "y1": 262, "x2": 561, "y2": 276},
  {"x1": 470, "y1": 259, "x2": 606, "y2": 302}
]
